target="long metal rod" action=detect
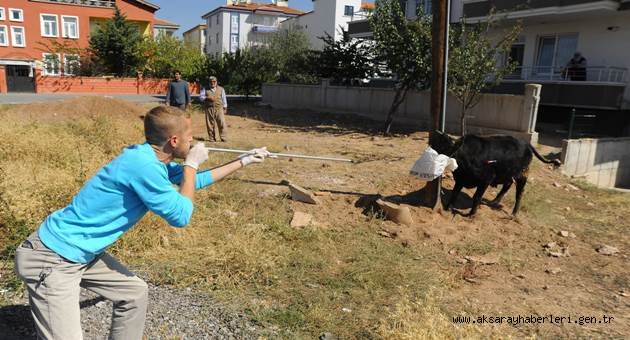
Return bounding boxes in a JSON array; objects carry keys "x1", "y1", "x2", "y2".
[{"x1": 205, "y1": 147, "x2": 353, "y2": 163}]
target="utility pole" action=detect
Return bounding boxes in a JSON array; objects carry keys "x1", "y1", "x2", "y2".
[{"x1": 425, "y1": 0, "x2": 450, "y2": 209}]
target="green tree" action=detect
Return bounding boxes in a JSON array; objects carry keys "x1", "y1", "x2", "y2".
[
  {"x1": 268, "y1": 27, "x2": 317, "y2": 83},
  {"x1": 230, "y1": 48, "x2": 277, "y2": 98},
  {"x1": 89, "y1": 6, "x2": 144, "y2": 76},
  {"x1": 139, "y1": 35, "x2": 206, "y2": 80},
  {"x1": 370, "y1": 0, "x2": 432, "y2": 134},
  {"x1": 448, "y1": 18, "x2": 521, "y2": 135},
  {"x1": 316, "y1": 28, "x2": 380, "y2": 85}
]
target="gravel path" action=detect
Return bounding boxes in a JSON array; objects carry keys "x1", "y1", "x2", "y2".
[{"x1": 0, "y1": 283, "x2": 260, "y2": 339}]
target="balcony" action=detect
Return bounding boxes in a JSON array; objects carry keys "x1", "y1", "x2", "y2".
[
  {"x1": 492, "y1": 65, "x2": 628, "y2": 109},
  {"x1": 463, "y1": 0, "x2": 620, "y2": 20},
  {"x1": 252, "y1": 24, "x2": 279, "y2": 33},
  {"x1": 30, "y1": 0, "x2": 116, "y2": 8}
]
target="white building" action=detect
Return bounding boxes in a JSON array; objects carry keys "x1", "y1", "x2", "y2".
[
  {"x1": 349, "y1": 0, "x2": 630, "y2": 116},
  {"x1": 280, "y1": 0, "x2": 365, "y2": 50},
  {"x1": 201, "y1": 0, "x2": 304, "y2": 56},
  {"x1": 183, "y1": 24, "x2": 207, "y2": 53}
]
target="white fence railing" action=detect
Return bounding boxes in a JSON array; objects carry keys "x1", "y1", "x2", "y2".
[{"x1": 505, "y1": 66, "x2": 627, "y2": 83}]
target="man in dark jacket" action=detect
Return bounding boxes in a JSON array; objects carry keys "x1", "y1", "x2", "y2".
[{"x1": 165, "y1": 70, "x2": 191, "y2": 109}]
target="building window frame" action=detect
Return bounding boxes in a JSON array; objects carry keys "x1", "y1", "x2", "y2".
[
  {"x1": 344, "y1": 5, "x2": 355, "y2": 16},
  {"x1": 64, "y1": 54, "x2": 80, "y2": 76},
  {"x1": 61, "y1": 15, "x2": 79, "y2": 39},
  {"x1": 9, "y1": 8, "x2": 24, "y2": 22},
  {"x1": 0, "y1": 25, "x2": 8, "y2": 46},
  {"x1": 208, "y1": 15, "x2": 212, "y2": 28},
  {"x1": 40, "y1": 14, "x2": 59, "y2": 38},
  {"x1": 0, "y1": 8, "x2": 6, "y2": 21},
  {"x1": 10, "y1": 26, "x2": 25, "y2": 47},
  {"x1": 42, "y1": 53, "x2": 61, "y2": 76}
]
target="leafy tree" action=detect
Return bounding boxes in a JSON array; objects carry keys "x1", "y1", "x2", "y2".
[
  {"x1": 268, "y1": 27, "x2": 317, "y2": 83},
  {"x1": 370, "y1": 0, "x2": 432, "y2": 134},
  {"x1": 230, "y1": 48, "x2": 277, "y2": 98},
  {"x1": 89, "y1": 6, "x2": 144, "y2": 76},
  {"x1": 316, "y1": 28, "x2": 380, "y2": 85},
  {"x1": 448, "y1": 18, "x2": 521, "y2": 135},
  {"x1": 139, "y1": 35, "x2": 206, "y2": 80}
]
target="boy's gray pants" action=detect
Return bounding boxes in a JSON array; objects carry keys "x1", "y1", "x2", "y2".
[{"x1": 14, "y1": 231, "x2": 148, "y2": 340}]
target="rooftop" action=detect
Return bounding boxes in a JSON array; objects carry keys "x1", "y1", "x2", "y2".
[
  {"x1": 202, "y1": 2, "x2": 304, "y2": 18},
  {"x1": 154, "y1": 18, "x2": 180, "y2": 28}
]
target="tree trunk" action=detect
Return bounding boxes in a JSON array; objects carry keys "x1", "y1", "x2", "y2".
[{"x1": 384, "y1": 87, "x2": 408, "y2": 134}]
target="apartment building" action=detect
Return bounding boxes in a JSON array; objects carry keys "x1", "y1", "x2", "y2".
[
  {"x1": 347, "y1": 0, "x2": 630, "y2": 135},
  {"x1": 154, "y1": 18, "x2": 180, "y2": 38},
  {"x1": 280, "y1": 0, "x2": 365, "y2": 50},
  {"x1": 0, "y1": 0, "x2": 168, "y2": 93},
  {"x1": 183, "y1": 24, "x2": 207, "y2": 53},
  {"x1": 201, "y1": 0, "x2": 303, "y2": 56}
]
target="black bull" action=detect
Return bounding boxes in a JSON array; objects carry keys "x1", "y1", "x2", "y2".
[{"x1": 431, "y1": 132, "x2": 561, "y2": 216}]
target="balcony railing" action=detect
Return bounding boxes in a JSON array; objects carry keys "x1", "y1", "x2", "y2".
[
  {"x1": 504, "y1": 66, "x2": 627, "y2": 84},
  {"x1": 31, "y1": 0, "x2": 116, "y2": 8},
  {"x1": 252, "y1": 25, "x2": 279, "y2": 33}
]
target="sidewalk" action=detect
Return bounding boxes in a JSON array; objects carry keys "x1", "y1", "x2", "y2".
[{"x1": 0, "y1": 93, "x2": 261, "y2": 105}]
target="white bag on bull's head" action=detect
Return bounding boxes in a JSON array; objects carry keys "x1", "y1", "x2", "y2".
[{"x1": 410, "y1": 147, "x2": 458, "y2": 181}]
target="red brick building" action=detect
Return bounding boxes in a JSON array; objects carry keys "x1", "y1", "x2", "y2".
[{"x1": 0, "y1": 0, "x2": 167, "y2": 93}]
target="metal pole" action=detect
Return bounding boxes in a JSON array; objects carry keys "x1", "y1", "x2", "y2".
[
  {"x1": 205, "y1": 147, "x2": 353, "y2": 163},
  {"x1": 568, "y1": 108, "x2": 576, "y2": 140}
]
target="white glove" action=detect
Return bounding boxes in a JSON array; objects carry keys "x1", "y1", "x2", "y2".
[
  {"x1": 183, "y1": 142, "x2": 208, "y2": 170},
  {"x1": 239, "y1": 147, "x2": 271, "y2": 166}
]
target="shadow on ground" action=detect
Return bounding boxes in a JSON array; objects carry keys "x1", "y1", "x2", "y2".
[
  {"x1": 0, "y1": 296, "x2": 106, "y2": 339},
  {"x1": 228, "y1": 102, "x2": 418, "y2": 137}
]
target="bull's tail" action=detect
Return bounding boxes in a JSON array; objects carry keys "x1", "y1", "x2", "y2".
[{"x1": 529, "y1": 144, "x2": 562, "y2": 166}]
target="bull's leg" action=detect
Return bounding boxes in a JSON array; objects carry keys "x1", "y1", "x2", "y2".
[
  {"x1": 489, "y1": 182, "x2": 513, "y2": 207},
  {"x1": 512, "y1": 177, "x2": 528, "y2": 215},
  {"x1": 467, "y1": 182, "x2": 490, "y2": 216},
  {"x1": 446, "y1": 182, "x2": 463, "y2": 211}
]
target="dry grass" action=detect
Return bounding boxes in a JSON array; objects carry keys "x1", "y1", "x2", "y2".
[{"x1": 1, "y1": 97, "x2": 628, "y2": 339}]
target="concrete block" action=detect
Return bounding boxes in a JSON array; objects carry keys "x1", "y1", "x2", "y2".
[
  {"x1": 375, "y1": 199, "x2": 413, "y2": 226},
  {"x1": 291, "y1": 211, "x2": 313, "y2": 228},
  {"x1": 288, "y1": 183, "x2": 321, "y2": 205}
]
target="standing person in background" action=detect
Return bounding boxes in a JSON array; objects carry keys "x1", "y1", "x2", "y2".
[
  {"x1": 200, "y1": 76, "x2": 228, "y2": 142},
  {"x1": 166, "y1": 70, "x2": 191, "y2": 109},
  {"x1": 565, "y1": 52, "x2": 587, "y2": 81}
]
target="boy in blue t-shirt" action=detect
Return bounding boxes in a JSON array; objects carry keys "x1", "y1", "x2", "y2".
[{"x1": 14, "y1": 105, "x2": 269, "y2": 340}]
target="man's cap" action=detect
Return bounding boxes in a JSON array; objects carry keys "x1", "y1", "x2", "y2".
[{"x1": 209, "y1": 76, "x2": 217, "y2": 81}]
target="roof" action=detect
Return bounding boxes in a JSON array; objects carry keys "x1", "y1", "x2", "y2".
[
  {"x1": 202, "y1": 3, "x2": 304, "y2": 19},
  {"x1": 130, "y1": 0, "x2": 160, "y2": 11},
  {"x1": 154, "y1": 18, "x2": 180, "y2": 28},
  {"x1": 361, "y1": 2, "x2": 375, "y2": 11},
  {"x1": 183, "y1": 24, "x2": 208, "y2": 35}
]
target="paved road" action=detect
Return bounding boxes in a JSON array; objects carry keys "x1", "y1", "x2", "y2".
[{"x1": 0, "y1": 93, "x2": 261, "y2": 105}]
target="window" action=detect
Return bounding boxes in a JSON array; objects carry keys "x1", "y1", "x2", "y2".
[
  {"x1": 0, "y1": 8, "x2": 5, "y2": 21},
  {"x1": 216, "y1": 14, "x2": 219, "y2": 25},
  {"x1": 208, "y1": 15, "x2": 212, "y2": 28},
  {"x1": 9, "y1": 8, "x2": 23, "y2": 22},
  {"x1": 344, "y1": 5, "x2": 354, "y2": 16},
  {"x1": 535, "y1": 33, "x2": 578, "y2": 76},
  {"x1": 62, "y1": 16, "x2": 78, "y2": 38},
  {"x1": 504, "y1": 43, "x2": 525, "y2": 79},
  {"x1": 64, "y1": 54, "x2": 80, "y2": 75},
  {"x1": 216, "y1": 32, "x2": 219, "y2": 44},
  {"x1": 11, "y1": 26, "x2": 25, "y2": 47},
  {"x1": 42, "y1": 53, "x2": 61, "y2": 76},
  {"x1": 0, "y1": 26, "x2": 7, "y2": 46},
  {"x1": 40, "y1": 14, "x2": 58, "y2": 37}
]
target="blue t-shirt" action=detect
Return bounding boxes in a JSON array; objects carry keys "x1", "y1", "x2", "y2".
[{"x1": 38, "y1": 143, "x2": 214, "y2": 263}]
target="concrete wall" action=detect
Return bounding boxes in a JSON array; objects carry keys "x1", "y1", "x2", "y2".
[
  {"x1": 34, "y1": 70, "x2": 199, "y2": 94},
  {"x1": 561, "y1": 137, "x2": 630, "y2": 189},
  {"x1": 262, "y1": 80, "x2": 541, "y2": 142}
]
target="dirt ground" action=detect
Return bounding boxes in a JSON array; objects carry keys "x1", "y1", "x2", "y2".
[
  {"x1": 1, "y1": 97, "x2": 628, "y2": 338},
  {"x1": 202, "y1": 102, "x2": 629, "y2": 338}
]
